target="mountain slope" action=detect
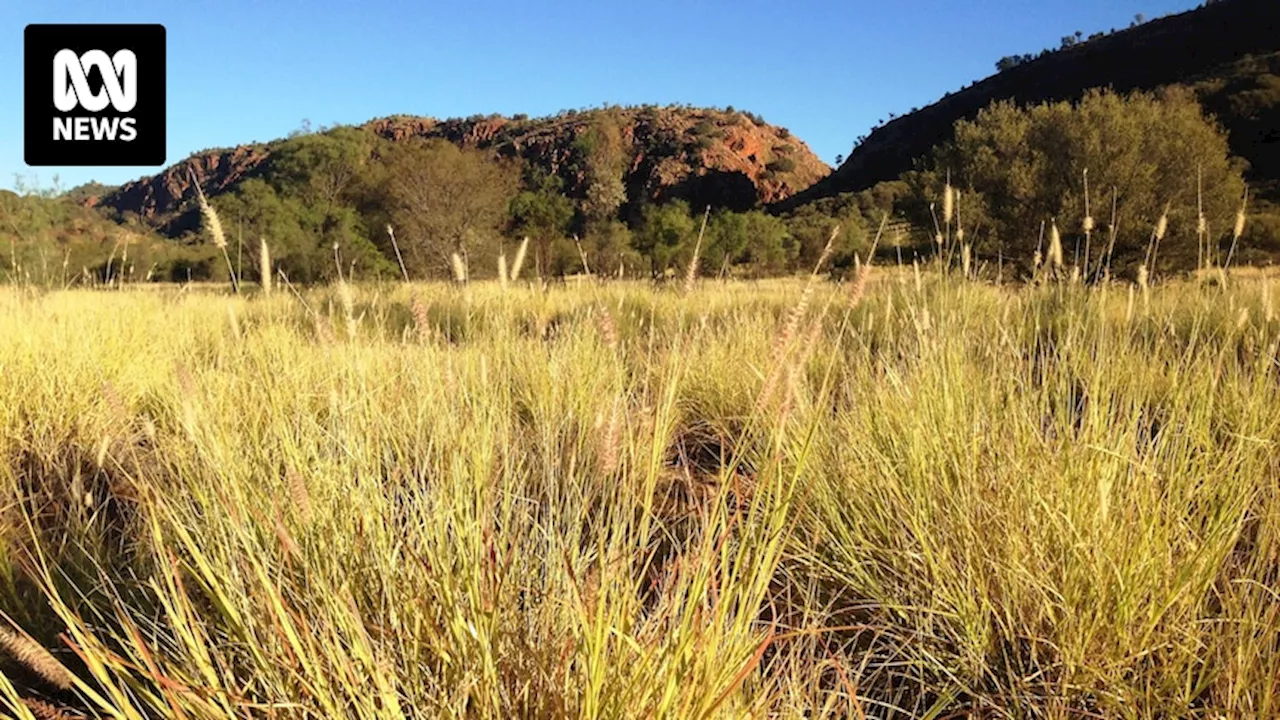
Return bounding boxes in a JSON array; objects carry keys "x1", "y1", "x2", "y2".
[
  {"x1": 780, "y1": 0, "x2": 1280, "y2": 210},
  {"x1": 92, "y1": 106, "x2": 830, "y2": 230}
]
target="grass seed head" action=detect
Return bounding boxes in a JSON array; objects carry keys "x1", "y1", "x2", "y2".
[
  {"x1": 195, "y1": 186, "x2": 227, "y2": 250},
  {"x1": 1048, "y1": 220, "x2": 1064, "y2": 268},
  {"x1": 450, "y1": 253, "x2": 467, "y2": 284},
  {"x1": 510, "y1": 237, "x2": 529, "y2": 282},
  {"x1": 259, "y1": 237, "x2": 272, "y2": 295},
  {"x1": 0, "y1": 627, "x2": 76, "y2": 690}
]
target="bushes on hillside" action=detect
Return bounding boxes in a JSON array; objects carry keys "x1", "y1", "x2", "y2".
[{"x1": 915, "y1": 87, "x2": 1246, "y2": 274}]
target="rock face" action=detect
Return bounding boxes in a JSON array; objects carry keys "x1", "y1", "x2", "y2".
[
  {"x1": 90, "y1": 145, "x2": 269, "y2": 225},
  {"x1": 92, "y1": 106, "x2": 829, "y2": 229},
  {"x1": 779, "y1": 0, "x2": 1280, "y2": 210}
]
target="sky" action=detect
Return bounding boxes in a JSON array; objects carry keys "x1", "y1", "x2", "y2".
[{"x1": 0, "y1": 0, "x2": 1203, "y2": 193}]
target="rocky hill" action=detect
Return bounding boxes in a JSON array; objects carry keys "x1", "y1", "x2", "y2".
[
  {"x1": 91, "y1": 106, "x2": 829, "y2": 230},
  {"x1": 780, "y1": 0, "x2": 1280, "y2": 210}
]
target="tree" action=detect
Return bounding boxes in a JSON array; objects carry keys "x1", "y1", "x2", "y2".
[
  {"x1": 784, "y1": 196, "x2": 865, "y2": 273},
  {"x1": 382, "y1": 140, "x2": 516, "y2": 278},
  {"x1": 706, "y1": 210, "x2": 796, "y2": 277},
  {"x1": 924, "y1": 87, "x2": 1245, "y2": 274},
  {"x1": 509, "y1": 170, "x2": 574, "y2": 279},
  {"x1": 633, "y1": 200, "x2": 696, "y2": 277},
  {"x1": 574, "y1": 113, "x2": 631, "y2": 222},
  {"x1": 583, "y1": 220, "x2": 641, "y2": 277},
  {"x1": 213, "y1": 178, "x2": 390, "y2": 282},
  {"x1": 269, "y1": 126, "x2": 375, "y2": 215}
]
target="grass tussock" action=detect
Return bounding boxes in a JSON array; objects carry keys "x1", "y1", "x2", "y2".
[{"x1": 0, "y1": 275, "x2": 1278, "y2": 718}]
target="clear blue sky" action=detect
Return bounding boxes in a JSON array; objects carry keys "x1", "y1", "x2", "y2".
[{"x1": 1, "y1": 0, "x2": 1201, "y2": 193}]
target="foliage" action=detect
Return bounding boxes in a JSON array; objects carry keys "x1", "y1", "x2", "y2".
[
  {"x1": 633, "y1": 200, "x2": 697, "y2": 276},
  {"x1": 509, "y1": 171, "x2": 575, "y2": 278},
  {"x1": 575, "y1": 113, "x2": 631, "y2": 222},
  {"x1": 765, "y1": 157, "x2": 796, "y2": 174},
  {"x1": 705, "y1": 210, "x2": 796, "y2": 277},
  {"x1": 382, "y1": 140, "x2": 517, "y2": 277},
  {"x1": 582, "y1": 220, "x2": 641, "y2": 277},
  {"x1": 922, "y1": 88, "x2": 1245, "y2": 272},
  {"x1": 0, "y1": 190, "x2": 208, "y2": 284},
  {"x1": 782, "y1": 193, "x2": 869, "y2": 271}
]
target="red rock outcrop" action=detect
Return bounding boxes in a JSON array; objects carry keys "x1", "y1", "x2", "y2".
[{"x1": 92, "y1": 106, "x2": 830, "y2": 225}]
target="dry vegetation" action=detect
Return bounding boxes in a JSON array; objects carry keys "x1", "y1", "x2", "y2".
[{"x1": 1, "y1": 267, "x2": 1279, "y2": 718}]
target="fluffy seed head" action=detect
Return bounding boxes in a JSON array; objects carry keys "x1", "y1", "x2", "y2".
[
  {"x1": 337, "y1": 280, "x2": 356, "y2": 341},
  {"x1": 1083, "y1": 215, "x2": 1095, "y2": 233},
  {"x1": 1197, "y1": 214, "x2": 1207, "y2": 236},
  {"x1": 410, "y1": 295, "x2": 431, "y2": 341},
  {"x1": 194, "y1": 184, "x2": 227, "y2": 250},
  {"x1": 21, "y1": 698, "x2": 79, "y2": 720},
  {"x1": 510, "y1": 237, "x2": 529, "y2": 282},
  {"x1": 1233, "y1": 209, "x2": 1246, "y2": 241},
  {"x1": 1154, "y1": 212, "x2": 1168, "y2": 242},
  {"x1": 259, "y1": 238, "x2": 272, "y2": 295},
  {"x1": 286, "y1": 467, "x2": 312, "y2": 523},
  {"x1": 450, "y1": 253, "x2": 467, "y2": 283},
  {"x1": 0, "y1": 627, "x2": 76, "y2": 690},
  {"x1": 597, "y1": 396, "x2": 622, "y2": 476},
  {"x1": 848, "y1": 263, "x2": 869, "y2": 306},
  {"x1": 942, "y1": 183, "x2": 954, "y2": 225},
  {"x1": 1048, "y1": 221, "x2": 1064, "y2": 268}
]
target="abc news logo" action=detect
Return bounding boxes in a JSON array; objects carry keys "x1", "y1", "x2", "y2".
[{"x1": 25, "y1": 24, "x2": 166, "y2": 166}]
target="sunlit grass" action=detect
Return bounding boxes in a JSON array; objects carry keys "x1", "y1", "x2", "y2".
[{"x1": 0, "y1": 274, "x2": 1277, "y2": 718}]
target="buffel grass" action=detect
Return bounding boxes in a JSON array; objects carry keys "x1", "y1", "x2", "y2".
[{"x1": 0, "y1": 275, "x2": 1278, "y2": 718}]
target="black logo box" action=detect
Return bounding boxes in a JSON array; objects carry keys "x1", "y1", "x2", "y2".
[{"x1": 24, "y1": 24, "x2": 166, "y2": 167}]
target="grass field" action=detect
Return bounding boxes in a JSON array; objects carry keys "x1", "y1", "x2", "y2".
[{"x1": 1, "y1": 273, "x2": 1278, "y2": 718}]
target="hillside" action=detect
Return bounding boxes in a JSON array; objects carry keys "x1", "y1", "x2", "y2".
[
  {"x1": 780, "y1": 0, "x2": 1280, "y2": 210},
  {"x1": 91, "y1": 106, "x2": 829, "y2": 232},
  {"x1": 0, "y1": 190, "x2": 213, "y2": 284}
]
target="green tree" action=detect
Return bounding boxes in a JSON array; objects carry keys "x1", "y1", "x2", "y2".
[
  {"x1": 382, "y1": 140, "x2": 516, "y2": 278},
  {"x1": 509, "y1": 171, "x2": 574, "y2": 279},
  {"x1": 783, "y1": 195, "x2": 867, "y2": 273},
  {"x1": 583, "y1": 220, "x2": 641, "y2": 278},
  {"x1": 633, "y1": 200, "x2": 695, "y2": 277},
  {"x1": 705, "y1": 210, "x2": 797, "y2": 277},
  {"x1": 575, "y1": 114, "x2": 631, "y2": 222},
  {"x1": 269, "y1": 126, "x2": 376, "y2": 215},
  {"x1": 926, "y1": 87, "x2": 1246, "y2": 274},
  {"x1": 214, "y1": 178, "x2": 389, "y2": 282}
]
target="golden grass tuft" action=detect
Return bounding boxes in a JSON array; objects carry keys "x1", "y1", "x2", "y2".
[{"x1": 2, "y1": 276, "x2": 1279, "y2": 718}]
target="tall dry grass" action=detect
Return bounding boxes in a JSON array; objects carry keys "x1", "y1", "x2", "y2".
[{"x1": 0, "y1": 274, "x2": 1278, "y2": 718}]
